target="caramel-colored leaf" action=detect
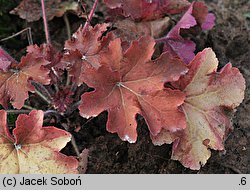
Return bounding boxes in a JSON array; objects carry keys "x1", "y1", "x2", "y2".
[
  {"x1": 10, "y1": 0, "x2": 80, "y2": 22},
  {"x1": 27, "y1": 44, "x2": 63, "y2": 69},
  {"x1": 52, "y1": 87, "x2": 74, "y2": 113},
  {"x1": 26, "y1": 43, "x2": 64, "y2": 84},
  {"x1": 0, "y1": 110, "x2": 78, "y2": 174},
  {"x1": 64, "y1": 24, "x2": 109, "y2": 67},
  {"x1": 63, "y1": 24, "x2": 113, "y2": 85},
  {"x1": 113, "y1": 17, "x2": 170, "y2": 43},
  {"x1": 79, "y1": 36, "x2": 188, "y2": 143},
  {"x1": 0, "y1": 52, "x2": 50, "y2": 109},
  {"x1": 104, "y1": 0, "x2": 190, "y2": 21},
  {"x1": 152, "y1": 48, "x2": 246, "y2": 170}
]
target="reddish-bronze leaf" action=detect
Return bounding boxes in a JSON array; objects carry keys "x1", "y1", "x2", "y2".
[
  {"x1": 27, "y1": 44, "x2": 63, "y2": 69},
  {"x1": 79, "y1": 36, "x2": 188, "y2": 142},
  {"x1": 64, "y1": 24, "x2": 110, "y2": 69},
  {"x1": 152, "y1": 48, "x2": 246, "y2": 170},
  {"x1": 52, "y1": 87, "x2": 74, "y2": 113},
  {"x1": 0, "y1": 51, "x2": 50, "y2": 109},
  {"x1": 104, "y1": 0, "x2": 190, "y2": 21},
  {"x1": 62, "y1": 50, "x2": 86, "y2": 86},
  {"x1": 0, "y1": 110, "x2": 78, "y2": 174},
  {"x1": 27, "y1": 43, "x2": 64, "y2": 83},
  {"x1": 10, "y1": 0, "x2": 80, "y2": 22},
  {"x1": 63, "y1": 24, "x2": 114, "y2": 85}
]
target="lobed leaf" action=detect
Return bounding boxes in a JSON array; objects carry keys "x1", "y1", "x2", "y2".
[
  {"x1": 78, "y1": 36, "x2": 188, "y2": 143},
  {"x1": 104, "y1": 0, "x2": 190, "y2": 21},
  {"x1": 63, "y1": 23, "x2": 113, "y2": 85},
  {"x1": 26, "y1": 43, "x2": 64, "y2": 84},
  {"x1": 113, "y1": 17, "x2": 171, "y2": 45},
  {"x1": 10, "y1": 0, "x2": 80, "y2": 22},
  {"x1": 52, "y1": 87, "x2": 74, "y2": 113},
  {"x1": 152, "y1": 48, "x2": 245, "y2": 170},
  {"x1": 0, "y1": 51, "x2": 50, "y2": 109},
  {"x1": 0, "y1": 110, "x2": 78, "y2": 174},
  {"x1": 27, "y1": 44, "x2": 63, "y2": 69}
]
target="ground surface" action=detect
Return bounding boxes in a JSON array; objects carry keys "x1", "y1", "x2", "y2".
[{"x1": 0, "y1": 0, "x2": 249, "y2": 173}]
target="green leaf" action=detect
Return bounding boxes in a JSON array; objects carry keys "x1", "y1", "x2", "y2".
[{"x1": 243, "y1": 13, "x2": 250, "y2": 18}]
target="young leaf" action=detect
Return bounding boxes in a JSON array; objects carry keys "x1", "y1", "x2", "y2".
[
  {"x1": 64, "y1": 23, "x2": 110, "y2": 69},
  {"x1": 52, "y1": 87, "x2": 74, "y2": 113},
  {"x1": 104, "y1": 0, "x2": 190, "y2": 21},
  {"x1": 152, "y1": 48, "x2": 246, "y2": 170},
  {"x1": 10, "y1": 0, "x2": 80, "y2": 22},
  {"x1": 63, "y1": 23, "x2": 113, "y2": 85},
  {"x1": 161, "y1": 2, "x2": 215, "y2": 64},
  {"x1": 0, "y1": 51, "x2": 50, "y2": 109},
  {"x1": 27, "y1": 43, "x2": 64, "y2": 83},
  {"x1": 79, "y1": 36, "x2": 188, "y2": 143},
  {"x1": 27, "y1": 44, "x2": 63, "y2": 69},
  {"x1": 62, "y1": 50, "x2": 84, "y2": 86},
  {"x1": 0, "y1": 110, "x2": 78, "y2": 174}
]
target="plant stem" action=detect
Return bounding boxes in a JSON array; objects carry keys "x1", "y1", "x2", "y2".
[
  {"x1": 155, "y1": 37, "x2": 166, "y2": 43},
  {"x1": 63, "y1": 13, "x2": 71, "y2": 39},
  {"x1": 22, "y1": 104, "x2": 36, "y2": 110},
  {"x1": 44, "y1": 109, "x2": 62, "y2": 123},
  {"x1": 50, "y1": 67, "x2": 60, "y2": 92},
  {"x1": 81, "y1": 117, "x2": 95, "y2": 128},
  {"x1": 44, "y1": 109, "x2": 59, "y2": 116},
  {"x1": 27, "y1": 27, "x2": 33, "y2": 45},
  {"x1": 7, "y1": 110, "x2": 31, "y2": 114},
  {"x1": 66, "y1": 71, "x2": 71, "y2": 86},
  {"x1": 35, "y1": 89, "x2": 51, "y2": 105},
  {"x1": 31, "y1": 81, "x2": 53, "y2": 100},
  {"x1": 82, "y1": 0, "x2": 98, "y2": 33},
  {"x1": 65, "y1": 100, "x2": 81, "y2": 116},
  {"x1": 0, "y1": 27, "x2": 33, "y2": 44},
  {"x1": 41, "y1": 0, "x2": 50, "y2": 44},
  {"x1": 70, "y1": 135, "x2": 81, "y2": 157},
  {"x1": 61, "y1": 123, "x2": 80, "y2": 157}
]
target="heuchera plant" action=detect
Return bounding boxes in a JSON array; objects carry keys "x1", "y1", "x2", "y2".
[{"x1": 0, "y1": 0, "x2": 246, "y2": 173}]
